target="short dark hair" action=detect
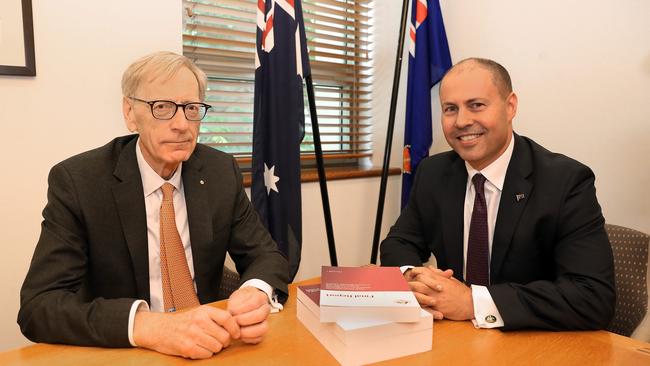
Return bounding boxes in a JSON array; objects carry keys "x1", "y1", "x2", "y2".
[{"x1": 442, "y1": 57, "x2": 513, "y2": 98}]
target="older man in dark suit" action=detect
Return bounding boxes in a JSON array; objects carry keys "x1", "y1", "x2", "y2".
[
  {"x1": 18, "y1": 51, "x2": 290, "y2": 359},
  {"x1": 381, "y1": 58, "x2": 615, "y2": 330}
]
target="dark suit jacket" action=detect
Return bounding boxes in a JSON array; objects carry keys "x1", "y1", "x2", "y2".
[
  {"x1": 380, "y1": 134, "x2": 615, "y2": 330},
  {"x1": 18, "y1": 135, "x2": 290, "y2": 347}
]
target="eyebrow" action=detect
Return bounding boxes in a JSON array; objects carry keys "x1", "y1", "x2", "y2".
[
  {"x1": 441, "y1": 98, "x2": 485, "y2": 105},
  {"x1": 154, "y1": 98, "x2": 201, "y2": 104}
]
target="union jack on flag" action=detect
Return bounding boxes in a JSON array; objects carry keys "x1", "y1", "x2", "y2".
[
  {"x1": 402, "y1": 0, "x2": 451, "y2": 208},
  {"x1": 252, "y1": 0, "x2": 311, "y2": 279}
]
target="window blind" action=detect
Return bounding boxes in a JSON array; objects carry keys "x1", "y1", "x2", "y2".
[{"x1": 183, "y1": 0, "x2": 373, "y2": 168}]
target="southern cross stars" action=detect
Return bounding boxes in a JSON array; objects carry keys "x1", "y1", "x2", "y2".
[{"x1": 264, "y1": 163, "x2": 280, "y2": 195}]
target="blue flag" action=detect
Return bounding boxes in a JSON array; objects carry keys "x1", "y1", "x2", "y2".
[
  {"x1": 252, "y1": 0, "x2": 310, "y2": 279},
  {"x1": 402, "y1": 0, "x2": 452, "y2": 208}
]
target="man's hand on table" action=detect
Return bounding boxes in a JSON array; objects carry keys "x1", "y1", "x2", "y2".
[
  {"x1": 133, "y1": 285, "x2": 272, "y2": 359},
  {"x1": 133, "y1": 305, "x2": 240, "y2": 359},
  {"x1": 405, "y1": 266, "x2": 474, "y2": 321},
  {"x1": 227, "y1": 286, "x2": 272, "y2": 345}
]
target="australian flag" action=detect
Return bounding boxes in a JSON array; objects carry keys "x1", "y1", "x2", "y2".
[
  {"x1": 402, "y1": 0, "x2": 452, "y2": 208},
  {"x1": 252, "y1": 0, "x2": 310, "y2": 280}
]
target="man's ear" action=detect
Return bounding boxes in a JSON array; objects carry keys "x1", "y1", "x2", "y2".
[
  {"x1": 123, "y1": 97, "x2": 138, "y2": 133},
  {"x1": 506, "y1": 92, "x2": 518, "y2": 121}
]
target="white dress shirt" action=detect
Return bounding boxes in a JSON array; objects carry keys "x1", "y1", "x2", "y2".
[
  {"x1": 127, "y1": 139, "x2": 279, "y2": 346},
  {"x1": 464, "y1": 133, "x2": 515, "y2": 328}
]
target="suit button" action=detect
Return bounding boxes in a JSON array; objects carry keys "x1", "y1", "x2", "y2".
[{"x1": 485, "y1": 315, "x2": 497, "y2": 323}]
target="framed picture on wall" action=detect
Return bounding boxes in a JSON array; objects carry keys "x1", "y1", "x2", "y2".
[{"x1": 0, "y1": 0, "x2": 36, "y2": 76}]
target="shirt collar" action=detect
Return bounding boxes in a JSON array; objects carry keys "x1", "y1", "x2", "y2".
[
  {"x1": 135, "y1": 138, "x2": 183, "y2": 197},
  {"x1": 465, "y1": 133, "x2": 515, "y2": 191}
]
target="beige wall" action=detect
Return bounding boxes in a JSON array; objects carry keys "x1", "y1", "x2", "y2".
[
  {"x1": 374, "y1": 0, "x2": 650, "y2": 234},
  {"x1": 283, "y1": 175, "x2": 401, "y2": 281},
  {"x1": 0, "y1": 0, "x2": 183, "y2": 350},
  {"x1": 1, "y1": 0, "x2": 648, "y2": 352}
]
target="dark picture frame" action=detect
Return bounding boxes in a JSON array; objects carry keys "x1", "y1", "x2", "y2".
[{"x1": 0, "y1": 0, "x2": 36, "y2": 76}]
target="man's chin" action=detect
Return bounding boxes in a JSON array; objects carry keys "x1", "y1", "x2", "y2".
[
  {"x1": 456, "y1": 149, "x2": 486, "y2": 167},
  {"x1": 454, "y1": 144, "x2": 481, "y2": 158},
  {"x1": 166, "y1": 150, "x2": 193, "y2": 164}
]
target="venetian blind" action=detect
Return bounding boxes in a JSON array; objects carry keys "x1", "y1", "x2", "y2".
[{"x1": 183, "y1": 0, "x2": 373, "y2": 168}]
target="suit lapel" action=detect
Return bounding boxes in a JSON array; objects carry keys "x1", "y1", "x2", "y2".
[
  {"x1": 441, "y1": 157, "x2": 467, "y2": 280},
  {"x1": 112, "y1": 138, "x2": 150, "y2": 302},
  {"x1": 182, "y1": 152, "x2": 213, "y2": 303},
  {"x1": 490, "y1": 134, "x2": 533, "y2": 280}
]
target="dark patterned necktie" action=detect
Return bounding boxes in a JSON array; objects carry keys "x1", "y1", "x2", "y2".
[{"x1": 466, "y1": 174, "x2": 489, "y2": 286}]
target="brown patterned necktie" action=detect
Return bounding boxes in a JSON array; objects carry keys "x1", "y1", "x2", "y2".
[
  {"x1": 466, "y1": 174, "x2": 490, "y2": 286},
  {"x1": 160, "y1": 182, "x2": 199, "y2": 312}
]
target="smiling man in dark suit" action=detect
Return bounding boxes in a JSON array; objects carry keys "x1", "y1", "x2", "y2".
[
  {"x1": 18, "y1": 51, "x2": 290, "y2": 359},
  {"x1": 380, "y1": 58, "x2": 615, "y2": 330}
]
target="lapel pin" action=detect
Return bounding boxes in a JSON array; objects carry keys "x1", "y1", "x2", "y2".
[
  {"x1": 515, "y1": 193, "x2": 525, "y2": 202},
  {"x1": 200, "y1": 180, "x2": 205, "y2": 185}
]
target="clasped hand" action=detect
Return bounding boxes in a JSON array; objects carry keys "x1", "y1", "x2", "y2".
[
  {"x1": 405, "y1": 266, "x2": 474, "y2": 321},
  {"x1": 134, "y1": 286, "x2": 271, "y2": 359}
]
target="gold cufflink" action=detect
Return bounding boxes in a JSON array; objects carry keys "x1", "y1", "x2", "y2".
[{"x1": 485, "y1": 315, "x2": 497, "y2": 323}]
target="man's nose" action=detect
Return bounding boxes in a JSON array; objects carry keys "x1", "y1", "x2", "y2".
[
  {"x1": 455, "y1": 108, "x2": 473, "y2": 129},
  {"x1": 169, "y1": 108, "x2": 190, "y2": 130}
]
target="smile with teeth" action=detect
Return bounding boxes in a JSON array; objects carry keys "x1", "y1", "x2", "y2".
[{"x1": 459, "y1": 134, "x2": 482, "y2": 141}]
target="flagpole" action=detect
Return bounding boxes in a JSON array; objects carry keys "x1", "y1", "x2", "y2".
[
  {"x1": 370, "y1": 0, "x2": 410, "y2": 264},
  {"x1": 306, "y1": 74, "x2": 338, "y2": 266}
]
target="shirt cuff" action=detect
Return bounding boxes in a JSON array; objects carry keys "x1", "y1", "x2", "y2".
[
  {"x1": 470, "y1": 285, "x2": 504, "y2": 328},
  {"x1": 240, "y1": 278, "x2": 284, "y2": 313},
  {"x1": 128, "y1": 300, "x2": 150, "y2": 347},
  {"x1": 400, "y1": 265, "x2": 415, "y2": 274}
]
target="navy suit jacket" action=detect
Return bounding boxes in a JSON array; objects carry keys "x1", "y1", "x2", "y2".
[
  {"x1": 19, "y1": 135, "x2": 290, "y2": 347},
  {"x1": 381, "y1": 134, "x2": 615, "y2": 330}
]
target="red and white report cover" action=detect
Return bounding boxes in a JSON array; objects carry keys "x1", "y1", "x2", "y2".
[
  {"x1": 319, "y1": 266, "x2": 421, "y2": 323},
  {"x1": 297, "y1": 284, "x2": 433, "y2": 366}
]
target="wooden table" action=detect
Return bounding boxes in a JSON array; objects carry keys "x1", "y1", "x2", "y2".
[{"x1": 2, "y1": 278, "x2": 649, "y2": 365}]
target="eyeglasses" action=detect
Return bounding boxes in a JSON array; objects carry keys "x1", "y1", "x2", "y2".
[{"x1": 130, "y1": 97, "x2": 212, "y2": 121}]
